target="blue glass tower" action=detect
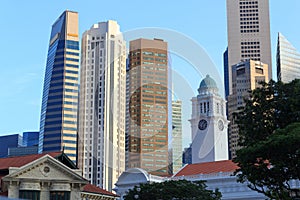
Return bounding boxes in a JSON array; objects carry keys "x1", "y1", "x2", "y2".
[
  {"x1": 39, "y1": 11, "x2": 79, "y2": 163},
  {"x1": 223, "y1": 48, "x2": 229, "y2": 97},
  {"x1": 0, "y1": 134, "x2": 22, "y2": 158},
  {"x1": 23, "y1": 131, "x2": 39, "y2": 147}
]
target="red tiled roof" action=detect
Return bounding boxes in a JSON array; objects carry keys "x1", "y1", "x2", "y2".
[
  {"x1": 83, "y1": 184, "x2": 119, "y2": 197},
  {"x1": 0, "y1": 152, "x2": 62, "y2": 170},
  {"x1": 174, "y1": 160, "x2": 239, "y2": 177}
]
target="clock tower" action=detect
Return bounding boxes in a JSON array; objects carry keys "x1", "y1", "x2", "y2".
[{"x1": 190, "y1": 75, "x2": 229, "y2": 164}]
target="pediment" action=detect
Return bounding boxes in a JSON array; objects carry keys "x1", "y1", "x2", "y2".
[{"x1": 3, "y1": 155, "x2": 87, "y2": 183}]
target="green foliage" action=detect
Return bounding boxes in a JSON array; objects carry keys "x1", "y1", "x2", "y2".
[
  {"x1": 123, "y1": 179, "x2": 221, "y2": 200},
  {"x1": 234, "y1": 79, "x2": 300, "y2": 199}
]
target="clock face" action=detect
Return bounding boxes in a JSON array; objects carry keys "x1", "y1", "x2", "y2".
[
  {"x1": 218, "y1": 120, "x2": 224, "y2": 131},
  {"x1": 198, "y1": 119, "x2": 208, "y2": 130}
]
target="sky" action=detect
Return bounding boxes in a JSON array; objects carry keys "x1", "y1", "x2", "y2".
[{"x1": 0, "y1": 0, "x2": 300, "y2": 149}]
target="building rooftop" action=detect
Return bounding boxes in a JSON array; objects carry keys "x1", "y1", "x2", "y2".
[
  {"x1": 174, "y1": 160, "x2": 238, "y2": 177},
  {"x1": 83, "y1": 184, "x2": 119, "y2": 197},
  {"x1": 0, "y1": 152, "x2": 62, "y2": 170},
  {"x1": 199, "y1": 75, "x2": 218, "y2": 89}
]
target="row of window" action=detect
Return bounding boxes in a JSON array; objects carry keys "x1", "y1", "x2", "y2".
[
  {"x1": 241, "y1": 50, "x2": 260, "y2": 53},
  {"x1": 241, "y1": 54, "x2": 261, "y2": 58},
  {"x1": 240, "y1": 25, "x2": 259, "y2": 29},
  {"x1": 240, "y1": 17, "x2": 259, "y2": 21},
  {"x1": 239, "y1": 1, "x2": 258, "y2": 5},
  {"x1": 240, "y1": 9, "x2": 258, "y2": 13},
  {"x1": 240, "y1": 5, "x2": 258, "y2": 9},
  {"x1": 241, "y1": 29, "x2": 259, "y2": 33},
  {"x1": 44, "y1": 126, "x2": 77, "y2": 132},
  {"x1": 240, "y1": 13, "x2": 258, "y2": 17}
]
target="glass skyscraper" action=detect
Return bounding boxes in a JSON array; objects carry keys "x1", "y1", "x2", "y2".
[
  {"x1": 277, "y1": 32, "x2": 300, "y2": 83},
  {"x1": 39, "y1": 10, "x2": 79, "y2": 163},
  {"x1": 23, "y1": 131, "x2": 39, "y2": 147},
  {"x1": 223, "y1": 48, "x2": 229, "y2": 97},
  {"x1": 0, "y1": 134, "x2": 22, "y2": 158}
]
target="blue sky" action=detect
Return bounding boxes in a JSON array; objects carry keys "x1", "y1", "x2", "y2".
[{"x1": 0, "y1": 1, "x2": 300, "y2": 148}]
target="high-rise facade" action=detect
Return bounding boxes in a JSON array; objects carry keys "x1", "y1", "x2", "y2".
[
  {"x1": 226, "y1": 0, "x2": 272, "y2": 96},
  {"x1": 77, "y1": 20, "x2": 126, "y2": 191},
  {"x1": 223, "y1": 48, "x2": 229, "y2": 97},
  {"x1": 23, "y1": 131, "x2": 39, "y2": 147},
  {"x1": 190, "y1": 75, "x2": 228, "y2": 164},
  {"x1": 128, "y1": 38, "x2": 169, "y2": 176},
  {"x1": 228, "y1": 59, "x2": 269, "y2": 158},
  {"x1": 277, "y1": 33, "x2": 300, "y2": 83},
  {"x1": 171, "y1": 100, "x2": 182, "y2": 174},
  {"x1": 0, "y1": 134, "x2": 22, "y2": 158},
  {"x1": 39, "y1": 10, "x2": 79, "y2": 163}
]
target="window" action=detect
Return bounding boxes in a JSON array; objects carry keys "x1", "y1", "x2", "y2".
[
  {"x1": 200, "y1": 103, "x2": 203, "y2": 113},
  {"x1": 50, "y1": 191, "x2": 70, "y2": 200},
  {"x1": 20, "y1": 190, "x2": 40, "y2": 200},
  {"x1": 207, "y1": 102, "x2": 210, "y2": 112}
]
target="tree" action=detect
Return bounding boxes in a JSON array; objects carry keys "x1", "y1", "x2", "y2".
[
  {"x1": 234, "y1": 79, "x2": 300, "y2": 199},
  {"x1": 123, "y1": 179, "x2": 222, "y2": 200}
]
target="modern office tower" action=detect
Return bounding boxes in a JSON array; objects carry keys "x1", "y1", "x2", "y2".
[
  {"x1": 77, "y1": 20, "x2": 126, "y2": 191},
  {"x1": 0, "y1": 134, "x2": 22, "y2": 158},
  {"x1": 128, "y1": 38, "x2": 169, "y2": 176},
  {"x1": 190, "y1": 75, "x2": 228, "y2": 164},
  {"x1": 223, "y1": 48, "x2": 229, "y2": 97},
  {"x1": 23, "y1": 131, "x2": 39, "y2": 146},
  {"x1": 182, "y1": 145, "x2": 192, "y2": 165},
  {"x1": 226, "y1": 0, "x2": 272, "y2": 96},
  {"x1": 38, "y1": 10, "x2": 79, "y2": 163},
  {"x1": 277, "y1": 33, "x2": 300, "y2": 83},
  {"x1": 8, "y1": 131, "x2": 39, "y2": 157},
  {"x1": 171, "y1": 100, "x2": 182, "y2": 174},
  {"x1": 228, "y1": 60, "x2": 269, "y2": 158}
]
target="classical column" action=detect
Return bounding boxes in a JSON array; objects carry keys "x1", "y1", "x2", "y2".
[
  {"x1": 40, "y1": 182, "x2": 50, "y2": 200},
  {"x1": 70, "y1": 183, "x2": 81, "y2": 200},
  {"x1": 8, "y1": 181, "x2": 19, "y2": 199}
]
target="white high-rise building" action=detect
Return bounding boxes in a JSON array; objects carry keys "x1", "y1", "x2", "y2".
[
  {"x1": 226, "y1": 0, "x2": 272, "y2": 95},
  {"x1": 78, "y1": 20, "x2": 126, "y2": 191},
  {"x1": 171, "y1": 100, "x2": 182, "y2": 174},
  {"x1": 190, "y1": 75, "x2": 229, "y2": 164}
]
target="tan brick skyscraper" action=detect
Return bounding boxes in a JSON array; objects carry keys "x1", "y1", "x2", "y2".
[{"x1": 128, "y1": 38, "x2": 169, "y2": 176}]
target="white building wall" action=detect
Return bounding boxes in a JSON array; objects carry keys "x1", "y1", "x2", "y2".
[
  {"x1": 78, "y1": 20, "x2": 126, "y2": 191},
  {"x1": 190, "y1": 78, "x2": 229, "y2": 164}
]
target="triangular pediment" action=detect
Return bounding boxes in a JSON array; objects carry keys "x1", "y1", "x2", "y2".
[{"x1": 3, "y1": 155, "x2": 87, "y2": 183}]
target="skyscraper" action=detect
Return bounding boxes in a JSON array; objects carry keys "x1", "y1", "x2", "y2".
[
  {"x1": 171, "y1": 100, "x2": 182, "y2": 174},
  {"x1": 77, "y1": 20, "x2": 126, "y2": 191},
  {"x1": 223, "y1": 48, "x2": 229, "y2": 97},
  {"x1": 228, "y1": 59, "x2": 269, "y2": 158},
  {"x1": 226, "y1": 0, "x2": 272, "y2": 96},
  {"x1": 128, "y1": 38, "x2": 169, "y2": 176},
  {"x1": 0, "y1": 134, "x2": 22, "y2": 158},
  {"x1": 39, "y1": 11, "x2": 79, "y2": 163},
  {"x1": 277, "y1": 32, "x2": 300, "y2": 83},
  {"x1": 23, "y1": 131, "x2": 39, "y2": 147}
]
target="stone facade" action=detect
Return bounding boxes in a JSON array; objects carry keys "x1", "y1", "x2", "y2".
[{"x1": 2, "y1": 155, "x2": 87, "y2": 200}]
